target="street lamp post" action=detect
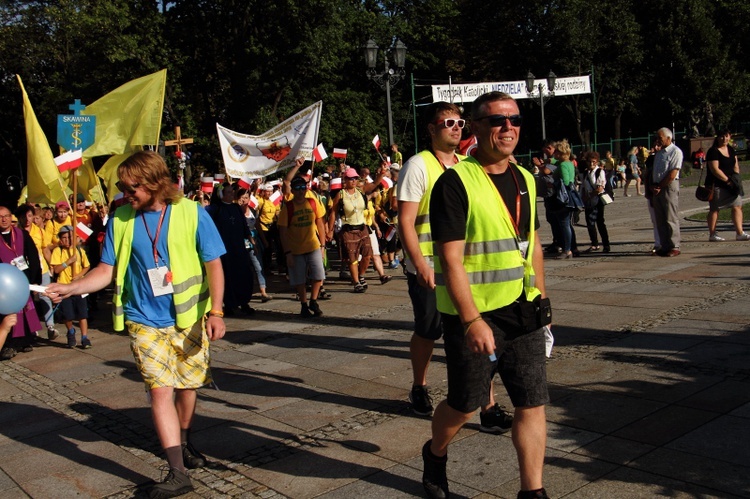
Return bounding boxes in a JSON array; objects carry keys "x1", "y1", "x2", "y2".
[
  {"x1": 525, "y1": 71, "x2": 557, "y2": 141},
  {"x1": 364, "y1": 38, "x2": 407, "y2": 149}
]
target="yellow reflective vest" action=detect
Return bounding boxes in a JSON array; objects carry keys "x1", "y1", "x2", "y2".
[
  {"x1": 111, "y1": 199, "x2": 210, "y2": 331},
  {"x1": 413, "y1": 151, "x2": 466, "y2": 259},
  {"x1": 435, "y1": 158, "x2": 541, "y2": 315}
]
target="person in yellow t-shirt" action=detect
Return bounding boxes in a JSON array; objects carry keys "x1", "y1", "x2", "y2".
[
  {"x1": 44, "y1": 201, "x2": 73, "y2": 250},
  {"x1": 279, "y1": 176, "x2": 326, "y2": 317},
  {"x1": 49, "y1": 226, "x2": 91, "y2": 349}
]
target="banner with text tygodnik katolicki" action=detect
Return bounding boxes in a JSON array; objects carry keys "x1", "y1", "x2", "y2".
[{"x1": 217, "y1": 101, "x2": 322, "y2": 179}]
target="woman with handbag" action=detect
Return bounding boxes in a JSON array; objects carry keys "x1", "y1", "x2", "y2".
[
  {"x1": 550, "y1": 139, "x2": 579, "y2": 259},
  {"x1": 705, "y1": 129, "x2": 750, "y2": 242},
  {"x1": 581, "y1": 152, "x2": 611, "y2": 252}
]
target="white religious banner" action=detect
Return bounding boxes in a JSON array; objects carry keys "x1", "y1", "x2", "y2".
[
  {"x1": 217, "y1": 101, "x2": 322, "y2": 178},
  {"x1": 431, "y1": 76, "x2": 591, "y2": 103}
]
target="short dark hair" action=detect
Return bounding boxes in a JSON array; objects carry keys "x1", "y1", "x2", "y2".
[
  {"x1": 471, "y1": 91, "x2": 515, "y2": 120},
  {"x1": 426, "y1": 101, "x2": 462, "y2": 126}
]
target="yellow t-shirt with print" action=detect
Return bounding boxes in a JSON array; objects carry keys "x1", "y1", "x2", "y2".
[
  {"x1": 278, "y1": 197, "x2": 326, "y2": 255},
  {"x1": 50, "y1": 246, "x2": 90, "y2": 284}
]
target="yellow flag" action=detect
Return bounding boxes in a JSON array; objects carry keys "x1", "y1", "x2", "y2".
[
  {"x1": 82, "y1": 69, "x2": 166, "y2": 158},
  {"x1": 76, "y1": 159, "x2": 106, "y2": 204},
  {"x1": 17, "y1": 75, "x2": 67, "y2": 204},
  {"x1": 96, "y1": 152, "x2": 138, "y2": 198}
]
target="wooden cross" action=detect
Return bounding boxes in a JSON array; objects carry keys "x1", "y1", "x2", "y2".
[{"x1": 164, "y1": 126, "x2": 194, "y2": 154}]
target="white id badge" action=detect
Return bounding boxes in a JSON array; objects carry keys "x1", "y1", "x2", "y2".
[
  {"x1": 147, "y1": 266, "x2": 174, "y2": 297},
  {"x1": 518, "y1": 241, "x2": 530, "y2": 259},
  {"x1": 11, "y1": 255, "x2": 28, "y2": 271}
]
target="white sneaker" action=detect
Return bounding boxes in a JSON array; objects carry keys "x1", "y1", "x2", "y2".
[
  {"x1": 709, "y1": 233, "x2": 725, "y2": 242},
  {"x1": 736, "y1": 233, "x2": 750, "y2": 241}
]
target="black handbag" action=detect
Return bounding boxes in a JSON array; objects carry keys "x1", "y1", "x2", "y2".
[{"x1": 695, "y1": 167, "x2": 713, "y2": 202}]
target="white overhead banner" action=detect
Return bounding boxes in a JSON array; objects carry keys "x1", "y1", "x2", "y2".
[
  {"x1": 217, "y1": 100, "x2": 322, "y2": 179},
  {"x1": 431, "y1": 76, "x2": 591, "y2": 103}
]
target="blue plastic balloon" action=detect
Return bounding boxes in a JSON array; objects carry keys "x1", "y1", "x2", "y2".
[{"x1": 0, "y1": 263, "x2": 30, "y2": 315}]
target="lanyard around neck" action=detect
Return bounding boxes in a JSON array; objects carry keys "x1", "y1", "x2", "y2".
[
  {"x1": 1, "y1": 228, "x2": 17, "y2": 255},
  {"x1": 140, "y1": 206, "x2": 167, "y2": 267}
]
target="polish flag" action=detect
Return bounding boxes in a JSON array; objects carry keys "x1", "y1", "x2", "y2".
[
  {"x1": 200, "y1": 177, "x2": 214, "y2": 193},
  {"x1": 269, "y1": 179, "x2": 281, "y2": 187},
  {"x1": 312, "y1": 143, "x2": 327, "y2": 162},
  {"x1": 385, "y1": 225, "x2": 397, "y2": 241},
  {"x1": 333, "y1": 148, "x2": 347, "y2": 159},
  {"x1": 54, "y1": 149, "x2": 83, "y2": 173},
  {"x1": 330, "y1": 178, "x2": 342, "y2": 190},
  {"x1": 380, "y1": 176, "x2": 394, "y2": 189},
  {"x1": 303, "y1": 169, "x2": 313, "y2": 180},
  {"x1": 248, "y1": 194, "x2": 259, "y2": 210},
  {"x1": 372, "y1": 135, "x2": 381, "y2": 150},
  {"x1": 237, "y1": 176, "x2": 253, "y2": 190},
  {"x1": 215, "y1": 173, "x2": 226, "y2": 182},
  {"x1": 269, "y1": 190, "x2": 282, "y2": 206},
  {"x1": 311, "y1": 177, "x2": 319, "y2": 187},
  {"x1": 459, "y1": 135, "x2": 478, "y2": 156},
  {"x1": 76, "y1": 222, "x2": 93, "y2": 242}
]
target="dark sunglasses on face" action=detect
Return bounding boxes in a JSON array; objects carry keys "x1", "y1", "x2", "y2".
[
  {"x1": 474, "y1": 114, "x2": 523, "y2": 127},
  {"x1": 292, "y1": 185, "x2": 307, "y2": 191},
  {"x1": 434, "y1": 118, "x2": 466, "y2": 129},
  {"x1": 116, "y1": 181, "x2": 140, "y2": 194}
]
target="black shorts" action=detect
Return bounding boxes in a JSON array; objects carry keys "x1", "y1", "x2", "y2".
[
  {"x1": 407, "y1": 272, "x2": 442, "y2": 341},
  {"x1": 442, "y1": 313, "x2": 549, "y2": 413},
  {"x1": 59, "y1": 295, "x2": 88, "y2": 322}
]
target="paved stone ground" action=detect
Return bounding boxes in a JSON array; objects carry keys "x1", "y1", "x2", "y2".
[{"x1": 1, "y1": 182, "x2": 749, "y2": 498}]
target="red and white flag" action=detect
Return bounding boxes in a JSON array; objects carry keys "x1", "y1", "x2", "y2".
[
  {"x1": 330, "y1": 177, "x2": 342, "y2": 190},
  {"x1": 237, "y1": 176, "x2": 253, "y2": 190},
  {"x1": 76, "y1": 222, "x2": 93, "y2": 242},
  {"x1": 333, "y1": 148, "x2": 347, "y2": 159},
  {"x1": 269, "y1": 190, "x2": 282, "y2": 206},
  {"x1": 385, "y1": 225, "x2": 397, "y2": 241},
  {"x1": 54, "y1": 149, "x2": 83, "y2": 173},
  {"x1": 380, "y1": 176, "x2": 394, "y2": 189},
  {"x1": 248, "y1": 194, "x2": 259, "y2": 210},
  {"x1": 312, "y1": 143, "x2": 327, "y2": 162},
  {"x1": 200, "y1": 177, "x2": 214, "y2": 193},
  {"x1": 372, "y1": 135, "x2": 381, "y2": 150}
]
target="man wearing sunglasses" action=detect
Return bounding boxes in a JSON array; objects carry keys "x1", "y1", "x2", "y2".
[
  {"x1": 48, "y1": 151, "x2": 227, "y2": 498},
  {"x1": 423, "y1": 92, "x2": 549, "y2": 499},
  {"x1": 279, "y1": 176, "x2": 327, "y2": 317},
  {"x1": 398, "y1": 102, "x2": 512, "y2": 432}
]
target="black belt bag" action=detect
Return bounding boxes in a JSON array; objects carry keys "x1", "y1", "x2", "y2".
[
  {"x1": 343, "y1": 224, "x2": 365, "y2": 232},
  {"x1": 516, "y1": 296, "x2": 552, "y2": 333}
]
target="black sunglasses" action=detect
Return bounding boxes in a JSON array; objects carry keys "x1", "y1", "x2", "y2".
[
  {"x1": 474, "y1": 114, "x2": 523, "y2": 127},
  {"x1": 434, "y1": 118, "x2": 466, "y2": 129},
  {"x1": 116, "y1": 180, "x2": 140, "y2": 194},
  {"x1": 292, "y1": 185, "x2": 307, "y2": 191}
]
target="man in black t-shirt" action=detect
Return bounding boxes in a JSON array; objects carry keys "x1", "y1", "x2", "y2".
[{"x1": 421, "y1": 92, "x2": 550, "y2": 499}]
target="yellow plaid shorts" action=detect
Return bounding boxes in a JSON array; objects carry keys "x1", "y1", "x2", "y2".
[{"x1": 126, "y1": 319, "x2": 212, "y2": 390}]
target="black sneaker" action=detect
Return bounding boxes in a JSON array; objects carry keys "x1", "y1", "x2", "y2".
[
  {"x1": 422, "y1": 440, "x2": 449, "y2": 499},
  {"x1": 359, "y1": 277, "x2": 369, "y2": 290},
  {"x1": 480, "y1": 403, "x2": 514, "y2": 434},
  {"x1": 308, "y1": 299, "x2": 323, "y2": 317},
  {"x1": 517, "y1": 488, "x2": 549, "y2": 499},
  {"x1": 300, "y1": 303, "x2": 313, "y2": 317},
  {"x1": 66, "y1": 329, "x2": 77, "y2": 349},
  {"x1": 182, "y1": 442, "x2": 207, "y2": 469},
  {"x1": 409, "y1": 385, "x2": 434, "y2": 416},
  {"x1": 149, "y1": 467, "x2": 193, "y2": 499},
  {"x1": 0, "y1": 347, "x2": 16, "y2": 361}
]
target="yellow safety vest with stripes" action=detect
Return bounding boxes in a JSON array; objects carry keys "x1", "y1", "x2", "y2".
[
  {"x1": 413, "y1": 151, "x2": 466, "y2": 259},
  {"x1": 435, "y1": 158, "x2": 541, "y2": 315},
  {"x1": 111, "y1": 199, "x2": 211, "y2": 331}
]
